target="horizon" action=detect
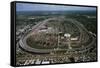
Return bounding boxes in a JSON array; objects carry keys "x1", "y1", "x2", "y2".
[{"x1": 16, "y1": 3, "x2": 96, "y2": 12}]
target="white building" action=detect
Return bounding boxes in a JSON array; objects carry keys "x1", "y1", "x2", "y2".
[
  {"x1": 64, "y1": 33, "x2": 71, "y2": 37},
  {"x1": 71, "y1": 37, "x2": 78, "y2": 40},
  {"x1": 41, "y1": 61, "x2": 50, "y2": 64}
]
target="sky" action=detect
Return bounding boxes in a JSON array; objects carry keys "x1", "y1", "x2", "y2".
[{"x1": 16, "y1": 3, "x2": 96, "y2": 11}]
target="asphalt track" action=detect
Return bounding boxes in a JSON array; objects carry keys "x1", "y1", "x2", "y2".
[{"x1": 19, "y1": 17, "x2": 95, "y2": 54}]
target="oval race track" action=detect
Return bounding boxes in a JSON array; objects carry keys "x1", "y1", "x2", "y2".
[{"x1": 19, "y1": 17, "x2": 96, "y2": 54}]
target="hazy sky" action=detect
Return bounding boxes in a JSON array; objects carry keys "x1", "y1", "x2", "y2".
[{"x1": 16, "y1": 3, "x2": 96, "y2": 11}]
